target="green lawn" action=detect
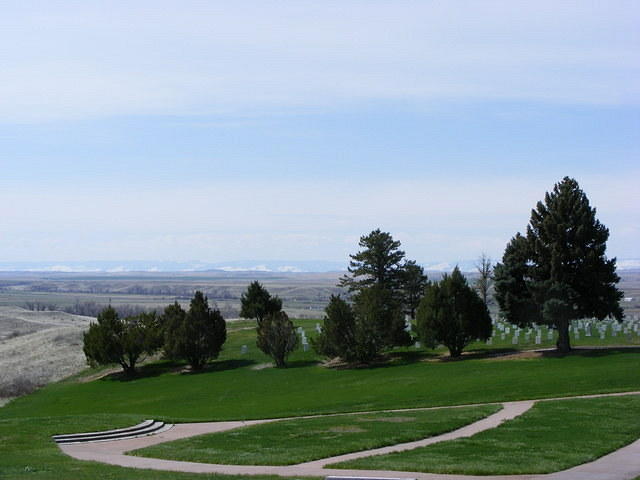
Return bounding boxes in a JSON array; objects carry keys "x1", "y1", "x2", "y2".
[
  {"x1": 132, "y1": 405, "x2": 500, "y2": 465},
  {"x1": 1, "y1": 319, "x2": 639, "y2": 480},
  {"x1": 332, "y1": 395, "x2": 640, "y2": 475},
  {"x1": 0, "y1": 413, "x2": 312, "y2": 480},
  {"x1": 3, "y1": 346, "x2": 639, "y2": 422}
]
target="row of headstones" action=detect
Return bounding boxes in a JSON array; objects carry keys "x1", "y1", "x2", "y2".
[
  {"x1": 488, "y1": 316, "x2": 640, "y2": 345},
  {"x1": 238, "y1": 315, "x2": 640, "y2": 354}
]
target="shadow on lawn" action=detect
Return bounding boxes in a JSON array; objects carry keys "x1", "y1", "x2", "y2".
[
  {"x1": 541, "y1": 346, "x2": 640, "y2": 358},
  {"x1": 106, "y1": 358, "x2": 257, "y2": 381}
]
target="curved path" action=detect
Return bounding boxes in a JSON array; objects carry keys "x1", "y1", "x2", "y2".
[{"x1": 59, "y1": 391, "x2": 640, "y2": 480}]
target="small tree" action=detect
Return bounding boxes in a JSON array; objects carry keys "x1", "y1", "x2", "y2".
[
  {"x1": 240, "y1": 281, "x2": 283, "y2": 326},
  {"x1": 474, "y1": 253, "x2": 493, "y2": 307},
  {"x1": 256, "y1": 311, "x2": 298, "y2": 368},
  {"x1": 163, "y1": 292, "x2": 227, "y2": 370},
  {"x1": 494, "y1": 177, "x2": 623, "y2": 353},
  {"x1": 353, "y1": 285, "x2": 412, "y2": 351},
  {"x1": 311, "y1": 295, "x2": 356, "y2": 360},
  {"x1": 314, "y1": 289, "x2": 411, "y2": 365},
  {"x1": 400, "y1": 260, "x2": 429, "y2": 319},
  {"x1": 416, "y1": 267, "x2": 492, "y2": 358},
  {"x1": 83, "y1": 307, "x2": 161, "y2": 375},
  {"x1": 160, "y1": 301, "x2": 187, "y2": 359}
]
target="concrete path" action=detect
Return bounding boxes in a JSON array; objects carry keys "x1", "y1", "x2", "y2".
[{"x1": 59, "y1": 390, "x2": 640, "y2": 480}]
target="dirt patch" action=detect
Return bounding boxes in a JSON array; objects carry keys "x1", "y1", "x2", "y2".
[
  {"x1": 251, "y1": 362, "x2": 273, "y2": 370},
  {"x1": 327, "y1": 425, "x2": 366, "y2": 433},
  {"x1": 77, "y1": 366, "x2": 123, "y2": 383},
  {"x1": 483, "y1": 350, "x2": 546, "y2": 361},
  {"x1": 357, "y1": 416, "x2": 416, "y2": 423}
]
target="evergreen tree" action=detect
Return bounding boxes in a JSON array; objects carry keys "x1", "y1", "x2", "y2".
[
  {"x1": 351, "y1": 285, "x2": 412, "y2": 362},
  {"x1": 256, "y1": 311, "x2": 298, "y2": 368},
  {"x1": 474, "y1": 253, "x2": 493, "y2": 306},
  {"x1": 83, "y1": 307, "x2": 161, "y2": 375},
  {"x1": 239, "y1": 281, "x2": 282, "y2": 326},
  {"x1": 494, "y1": 177, "x2": 623, "y2": 353},
  {"x1": 339, "y1": 229, "x2": 406, "y2": 295},
  {"x1": 163, "y1": 291, "x2": 227, "y2": 370},
  {"x1": 416, "y1": 267, "x2": 492, "y2": 358},
  {"x1": 311, "y1": 295, "x2": 356, "y2": 360},
  {"x1": 400, "y1": 260, "x2": 429, "y2": 319},
  {"x1": 313, "y1": 289, "x2": 410, "y2": 364},
  {"x1": 160, "y1": 301, "x2": 187, "y2": 359}
]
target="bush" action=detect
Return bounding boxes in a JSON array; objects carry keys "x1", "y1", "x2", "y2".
[
  {"x1": 311, "y1": 295, "x2": 356, "y2": 360},
  {"x1": 256, "y1": 311, "x2": 298, "y2": 368},
  {"x1": 82, "y1": 307, "x2": 162, "y2": 375},
  {"x1": 162, "y1": 292, "x2": 226, "y2": 370},
  {"x1": 313, "y1": 289, "x2": 410, "y2": 365},
  {"x1": 416, "y1": 267, "x2": 492, "y2": 357}
]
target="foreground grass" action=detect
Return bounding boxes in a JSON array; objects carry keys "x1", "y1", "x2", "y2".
[
  {"x1": 0, "y1": 414, "x2": 314, "y2": 480},
  {"x1": 3, "y1": 347, "x2": 639, "y2": 422},
  {"x1": 133, "y1": 404, "x2": 500, "y2": 465},
  {"x1": 1, "y1": 321, "x2": 639, "y2": 479},
  {"x1": 333, "y1": 395, "x2": 640, "y2": 475}
]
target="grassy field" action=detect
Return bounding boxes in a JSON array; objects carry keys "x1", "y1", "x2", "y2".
[
  {"x1": 4, "y1": 337, "x2": 639, "y2": 422},
  {"x1": 1, "y1": 316, "x2": 640, "y2": 479},
  {"x1": 0, "y1": 413, "x2": 307, "y2": 480},
  {"x1": 132, "y1": 405, "x2": 500, "y2": 465},
  {"x1": 334, "y1": 395, "x2": 640, "y2": 475}
]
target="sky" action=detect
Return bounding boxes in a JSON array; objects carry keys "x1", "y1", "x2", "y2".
[{"x1": 1, "y1": 1, "x2": 639, "y2": 269}]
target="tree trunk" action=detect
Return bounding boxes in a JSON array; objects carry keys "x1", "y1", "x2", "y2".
[
  {"x1": 556, "y1": 318, "x2": 571, "y2": 353},
  {"x1": 121, "y1": 362, "x2": 136, "y2": 376},
  {"x1": 275, "y1": 355, "x2": 286, "y2": 368},
  {"x1": 448, "y1": 344, "x2": 462, "y2": 358}
]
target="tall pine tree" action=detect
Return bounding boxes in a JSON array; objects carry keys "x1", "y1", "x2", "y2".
[
  {"x1": 494, "y1": 177, "x2": 623, "y2": 352},
  {"x1": 339, "y1": 229, "x2": 406, "y2": 294}
]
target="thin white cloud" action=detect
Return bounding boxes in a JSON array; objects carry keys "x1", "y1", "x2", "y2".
[
  {"x1": 0, "y1": 1, "x2": 638, "y2": 122},
  {"x1": 1, "y1": 174, "x2": 637, "y2": 262}
]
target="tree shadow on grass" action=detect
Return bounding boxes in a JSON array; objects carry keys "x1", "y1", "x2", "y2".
[
  {"x1": 180, "y1": 358, "x2": 257, "y2": 375},
  {"x1": 540, "y1": 346, "x2": 640, "y2": 358},
  {"x1": 106, "y1": 358, "x2": 257, "y2": 381},
  {"x1": 280, "y1": 359, "x2": 320, "y2": 369},
  {"x1": 387, "y1": 350, "x2": 439, "y2": 366},
  {"x1": 322, "y1": 350, "x2": 437, "y2": 370}
]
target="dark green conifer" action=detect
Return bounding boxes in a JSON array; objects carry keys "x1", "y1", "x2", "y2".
[{"x1": 494, "y1": 177, "x2": 623, "y2": 352}]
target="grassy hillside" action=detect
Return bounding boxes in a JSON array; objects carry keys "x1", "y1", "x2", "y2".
[{"x1": 1, "y1": 318, "x2": 639, "y2": 480}]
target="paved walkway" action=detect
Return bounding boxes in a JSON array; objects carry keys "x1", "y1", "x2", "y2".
[{"x1": 59, "y1": 391, "x2": 640, "y2": 480}]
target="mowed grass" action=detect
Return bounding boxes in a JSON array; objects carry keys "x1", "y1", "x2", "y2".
[
  {"x1": 132, "y1": 404, "x2": 500, "y2": 465},
  {"x1": 1, "y1": 319, "x2": 639, "y2": 479},
  {"x1": 333, "y1": 395, "x2": 640, "y2": 475},
  {"x1": 3, "y1": 345, "x2": 639, "y2": 422},
  {"x1": 0, "y1": 413, "x2": 312, "y2": 480}
]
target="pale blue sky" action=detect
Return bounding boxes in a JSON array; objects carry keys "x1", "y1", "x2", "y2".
[{"x1": 1, "y1": 1, "x2": 639, "y2": 267}]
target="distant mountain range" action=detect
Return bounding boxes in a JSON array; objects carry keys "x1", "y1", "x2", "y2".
[{"x1": 1, "y1": 258, "x2": 638, "y2": 273}]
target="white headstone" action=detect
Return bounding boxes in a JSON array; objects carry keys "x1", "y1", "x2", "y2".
[{"x1": 240, "y1": 344, "x2": 248, "y2": 354}]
